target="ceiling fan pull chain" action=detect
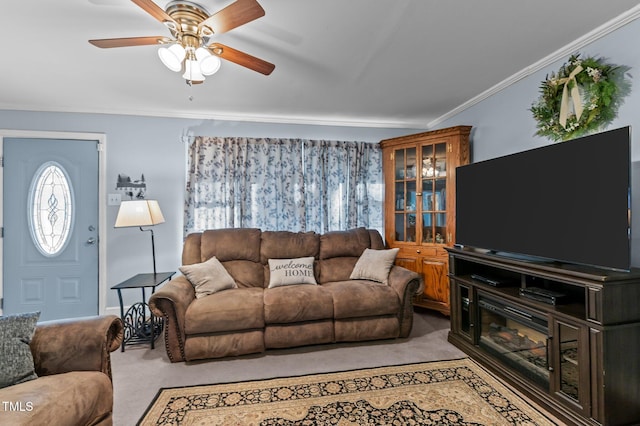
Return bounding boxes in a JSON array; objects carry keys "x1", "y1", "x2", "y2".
[{"x1": 186, "y1": 68, "x2": 194, "y2": 101}]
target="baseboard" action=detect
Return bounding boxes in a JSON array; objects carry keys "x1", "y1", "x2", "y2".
[{"x1": 105, "y1": 306, "x2": 123, "y2": 317}]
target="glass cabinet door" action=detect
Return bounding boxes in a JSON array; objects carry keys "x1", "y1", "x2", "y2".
[
  {"x1": 553, "y1": 319, "x2": 589, "y2": 412},
  {"x1": 558, "y1": 322, "x2": 580, "y2": 400},
  {"x1": 393, "y1": 142, "x2": 450, "y2": 244},
  {"x1": 394, "y1": 147, "x2": 417, "y2": 242},
  {"x1": 421, "y1": 142, "x2": 447, "y2": 244},
  {"x1": 454, "y1": 281, "x2": 474, "y2": 342}
]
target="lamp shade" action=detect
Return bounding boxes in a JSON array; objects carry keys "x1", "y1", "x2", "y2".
[
  {"x1": 158, "y1": 44, "x2": 186, "y2": 72},
  {"x1": 196, "y1": 47, "x2": 221, "y2": 76},
  {"x1": 114, "y1": 200, "x2": 165, "y2": 228},
  {"x1": 182, "y1": 58, "x2": 206, "y2": 82}
]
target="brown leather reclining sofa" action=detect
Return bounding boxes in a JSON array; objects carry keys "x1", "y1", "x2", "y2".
[
  {"x1": 0, "y1": 315, "x2": 123, "y2": 425},
  {"x1": 149, "y1": 227, "x2": 422, "y2": 362}
]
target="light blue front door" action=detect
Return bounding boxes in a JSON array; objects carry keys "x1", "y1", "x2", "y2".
[{"x1": 3, "y1": 138, "x2": 99, "y2": 321}]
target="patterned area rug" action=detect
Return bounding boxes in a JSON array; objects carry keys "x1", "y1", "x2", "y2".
[{"x1": 139, "y1": 358, "x2": 557, "y2": 425}]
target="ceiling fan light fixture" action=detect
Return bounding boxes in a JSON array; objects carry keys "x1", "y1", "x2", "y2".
[
  {"x1": 196, "y1": 47, "x2": 221, "y2": 75},
  {"x1": 183, "y1": 58, "x2": 206, "y2": 83},
  {"x1": 89, "y1": 0, "x2": 275, "y2": 81},
  {"x1": 200, "y1": 55, "x2": 221, "y2": 76},
  {"x1": 158, "y1": 43, "x2": 186, "y2": 72}
]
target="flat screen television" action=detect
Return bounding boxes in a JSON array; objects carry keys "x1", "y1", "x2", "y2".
[{"x1": 456, "y1": 126, "x2": 631, "y2": 272}]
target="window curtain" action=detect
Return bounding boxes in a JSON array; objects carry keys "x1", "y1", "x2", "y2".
[
  {"x1": 184, "y1": 136, "x2": 382, "y2": 235},
  {"x1": 303, "y1": 140, "x2": 383, "y2": 234}
]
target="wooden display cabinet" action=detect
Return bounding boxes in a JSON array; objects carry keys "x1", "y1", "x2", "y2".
[{"x1": 380, "y1": 126, "x2": 471, "y2": 315}]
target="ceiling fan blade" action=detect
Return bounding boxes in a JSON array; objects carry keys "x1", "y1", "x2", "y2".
[
  {"x1": 89, "y1": 36, "x2": 167, "y2": 48},
  {"x1": 131, "y1": 0, "x2": 177, "y2": 25},
  {"x1": 200, "y1": 0, "x2": 265, "y2": 34},
  {"x1": 209, "y1": 43, "x2": 275, "y2": 75}
]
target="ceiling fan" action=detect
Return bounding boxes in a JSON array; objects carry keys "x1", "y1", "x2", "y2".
[{"x1": 89, "y1": 0, "x2": 275, "y2": 84}]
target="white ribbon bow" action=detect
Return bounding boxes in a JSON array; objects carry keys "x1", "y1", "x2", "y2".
[{"x1": 558, "y1": 65, "x2": 584, "y2": 129}]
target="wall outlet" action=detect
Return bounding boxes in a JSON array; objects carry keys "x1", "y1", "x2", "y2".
[{"x1": 108, "y1": 193, "x2": 121, "y2": 206}]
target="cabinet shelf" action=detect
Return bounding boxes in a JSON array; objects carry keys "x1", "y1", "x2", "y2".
[{"x1": 457, "y1": 275, "x2": 588, "y2": 323}]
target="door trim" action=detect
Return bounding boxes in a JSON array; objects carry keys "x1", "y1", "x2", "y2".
[{"x1": 0, "y1": 130, "x2": 107, "y2": 316}]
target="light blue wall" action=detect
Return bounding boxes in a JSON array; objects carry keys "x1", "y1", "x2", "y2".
[
  {"x1": 436, "y1": 17, "x2": 640, "y2": 266},
  {"x1": 437, "y1": 18, "x2": 640, "y2": 160},
  {"x1": 0, "y1": 110, "x2": 421, "y2": 309}
]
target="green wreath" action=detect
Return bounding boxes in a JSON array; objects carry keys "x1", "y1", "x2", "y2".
[{"x1": 530, "y1": 54, "x2": 630, "y2": 142}]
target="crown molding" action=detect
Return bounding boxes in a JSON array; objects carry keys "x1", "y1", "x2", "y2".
[
  {"x1": 0, "y1": 104, "x2": 430, "y2": 130},
  {"x1": 427, "y1": 5, "x2": 640, "y2": 129}
]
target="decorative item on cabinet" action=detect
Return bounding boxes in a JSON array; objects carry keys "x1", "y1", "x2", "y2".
[{"x1": 380, "y1": 126, "x2": 471, "y2": 316}]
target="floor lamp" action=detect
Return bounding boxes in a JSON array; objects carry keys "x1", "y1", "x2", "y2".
[{"x1": 114, "y1": 200, "x2": 165, "y2": 276}]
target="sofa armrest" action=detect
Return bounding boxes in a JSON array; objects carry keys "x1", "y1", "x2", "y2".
[
  {"x1": 30, "y1": 315, "x2": 123, "y2": 381},
  {"x1": 149, "y1": 276, "x2": 195, "y2": 362},
  {"x1": 387, "y1": 266, "x2": 423, "y2": 338},
  {"x1": 387, "y1": 265, "x2": 423, "y2": 298}
]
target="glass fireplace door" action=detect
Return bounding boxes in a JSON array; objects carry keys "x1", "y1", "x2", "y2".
[{"x1": 478, "y1": 294, "x2": 550, "y2": 390}]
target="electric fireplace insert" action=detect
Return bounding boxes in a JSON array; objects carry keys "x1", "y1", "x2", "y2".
[{"x1": 478, "y1": 293, "x2": 550, "y2": 390}]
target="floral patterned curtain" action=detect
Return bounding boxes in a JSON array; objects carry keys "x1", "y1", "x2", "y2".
[
  {"x1": 303, "y1": 140, "x2": 383, "y2": 234},
  {"x1": 184, "y1": 136, "x2": 382, "y2": 235}
]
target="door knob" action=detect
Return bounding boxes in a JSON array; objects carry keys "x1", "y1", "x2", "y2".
[{"x1": 86, "y1": 237, "x2": 97, "y2": 245}]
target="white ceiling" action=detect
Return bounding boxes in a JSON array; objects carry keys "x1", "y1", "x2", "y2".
[{"x1": 1, "y1": 0, "x2": 639, "y2": 128}]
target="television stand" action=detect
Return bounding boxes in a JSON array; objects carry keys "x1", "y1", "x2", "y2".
[{"x1": 447, "y1": 247, "x2": 640, "y2": 426}]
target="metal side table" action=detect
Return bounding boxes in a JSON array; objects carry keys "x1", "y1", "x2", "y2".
[{"x1": 111, "y1": 272, "x2": 175, "y2": 351}]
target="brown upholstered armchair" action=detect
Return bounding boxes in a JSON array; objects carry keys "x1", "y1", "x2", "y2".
[{"x1": 0, "y1": 315, "x2": 123, "y2": 426}]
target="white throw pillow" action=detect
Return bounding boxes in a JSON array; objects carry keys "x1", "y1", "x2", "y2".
[
  {"x1": 268, "y1": 257, "x2": 317, "y2": 288},
  {"x1": 350, "y1": 248, "x2": 399, "y2": 285},
  {"x1": 179, "y1": 256, "x2": 237, "y2": 298}
]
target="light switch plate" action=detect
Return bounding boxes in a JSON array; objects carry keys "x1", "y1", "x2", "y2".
[{"x1": 108, "y1": 193, "x2": 121, "y2": 206}]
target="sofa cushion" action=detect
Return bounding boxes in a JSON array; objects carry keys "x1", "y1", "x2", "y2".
[
  {"x1": 350, "y1": 248, "x2": 399, "y2": 285},
  {"x1": 368, "y1": 229, "x2": 385, "y2": 249},
  {"x1": 264, "y1": 285, "x2": 333, "y2": 323},
  {"x1": 318, "y1": 258, "x2": 358, "y2": 283},
  {"x1": 185, "y1": 287, "x2": 264, "y2": 334},
  {"x1": 200, "y1": 228, "x2": 262, "y2": 263},
  {"x1": 319, "y1": 228, "x2": 372, "y2": 282},
  {"x1": 184, "y1": 331, "x2": 265, "y2": 361},
  {"x1": 334, "y1": 317, "x2": 400, "y2": 342},
  {"x1": 182, "y1": 232, "x2": 202, "y2": 265},
  {"x1": 0, "y1": 371, "x2": 112, "y2": 426},
  {"x1": 268, "y1": 257, "x2": 317, "y2": 288},
  {"x1": 180, "y1": 256, "x2": 237, "y2": 298},
  {"x1": 319, "y1": 227, "x2": 371, "y2": 259},
  {"x1": 260, "y1": 231, "x2": 319, "y2": 262},
  {"x1": 221, "y1": 260, "x2": 265, "y2": 288},
  {"x1": 0, "y1": 311, "x2": 40, "y2": 389},
  {"x1": 323, "y1": 280, "x2": 401, "y2": 319},
  {"x1": 265, "y1": 321, "x2": 334, "y2": 349},
  {"x1": 198, "y1": 229, "x2": 264, "y2": 288}
]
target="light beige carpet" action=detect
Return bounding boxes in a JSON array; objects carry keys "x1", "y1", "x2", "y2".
[{"x1": 139, "y1": 358, "x2": 557, "y2": 425}]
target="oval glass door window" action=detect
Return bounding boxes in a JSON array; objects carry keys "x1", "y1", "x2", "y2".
[{"x1": 28, "y1": 161, "x2": 75, "y2": 257}]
